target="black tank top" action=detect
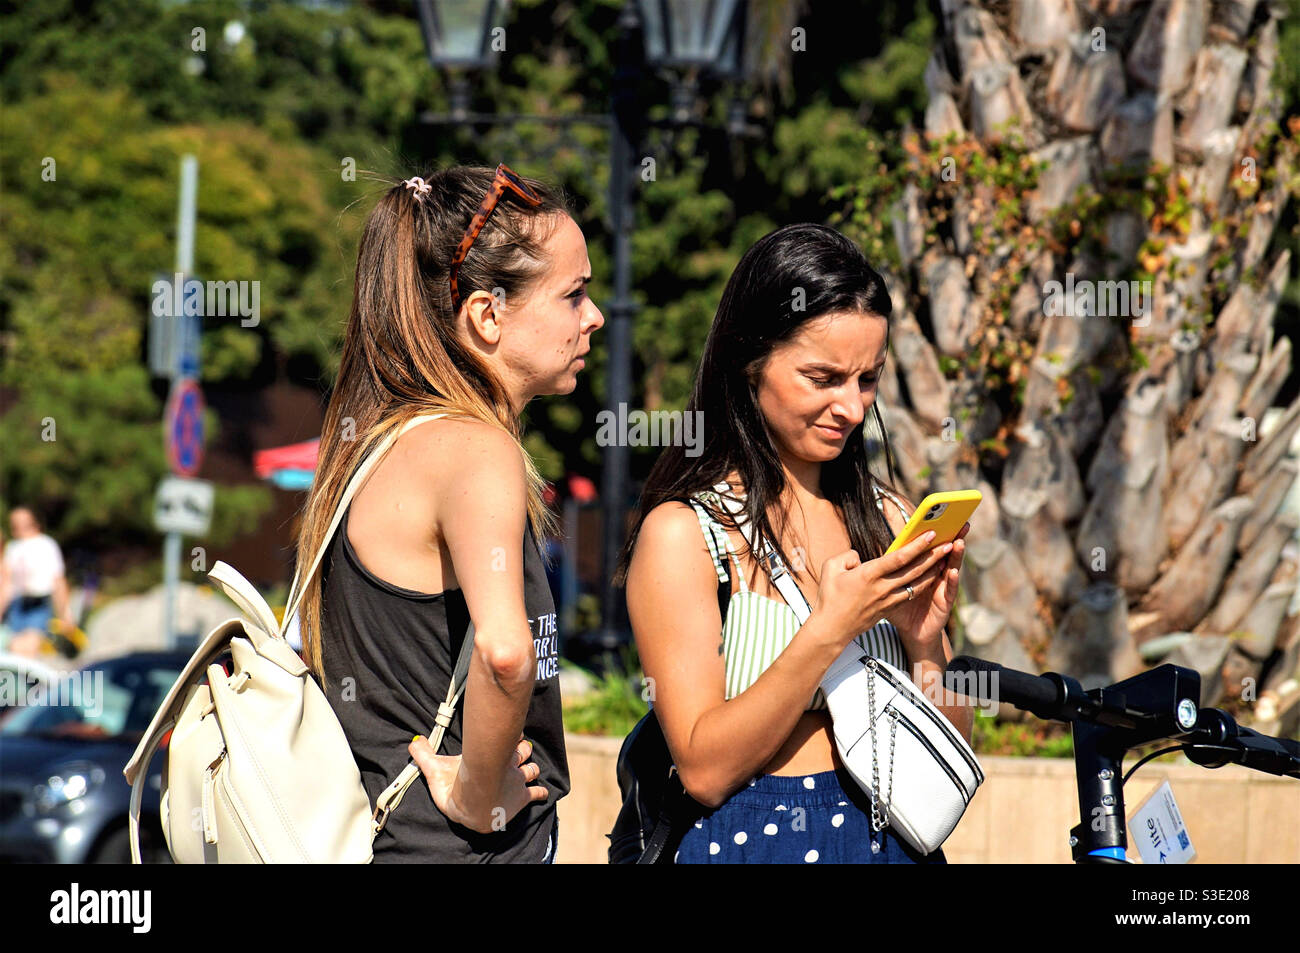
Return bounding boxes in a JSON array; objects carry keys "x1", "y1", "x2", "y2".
[{"x1": 319, "y1": 505, "x2": 569, "y2": 863}]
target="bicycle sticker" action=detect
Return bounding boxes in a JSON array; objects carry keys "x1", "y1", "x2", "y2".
[{"x1": 1131, "y1": 779, "x2": 1196, "y2": 865}]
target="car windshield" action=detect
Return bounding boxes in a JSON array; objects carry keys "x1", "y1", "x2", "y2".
[{"x1": 0, "y1": 659, "x2": 181, "y2": 742}]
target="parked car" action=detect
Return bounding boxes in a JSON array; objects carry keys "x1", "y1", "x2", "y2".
[
  {"x1": 0, "y1": 652, "x2": 64, "y2": 721},
  {"x1": 0, "y1": 650, "x2": 189, "y2": 863}
]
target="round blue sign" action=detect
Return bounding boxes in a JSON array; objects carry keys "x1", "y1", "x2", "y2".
[{"x1": 167, "y1": 378, "x2": 205, "y2": 477}]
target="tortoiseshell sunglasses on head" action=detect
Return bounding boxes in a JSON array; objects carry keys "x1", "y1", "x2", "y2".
[{"x1": 448, "y1": 163, "x2": 544, "y2": 315}]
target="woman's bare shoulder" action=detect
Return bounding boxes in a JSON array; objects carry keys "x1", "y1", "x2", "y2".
[
  {"x1": 396, "y1": 416, "x2": 524, "y2": 482},
  {"x1": 637, "y1": 499, "x2": 703, "y2": 550}
]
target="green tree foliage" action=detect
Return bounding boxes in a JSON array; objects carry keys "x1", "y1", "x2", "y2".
[{"x1": 0, "y1": 0, "x2": 934, "y2": 570}]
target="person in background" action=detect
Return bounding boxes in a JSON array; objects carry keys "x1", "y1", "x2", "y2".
[{"x1": 1, "y1": 507, "x2": 74, "y2": 657}]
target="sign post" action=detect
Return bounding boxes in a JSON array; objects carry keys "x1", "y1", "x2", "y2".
[
  {"x1": 161, "y1": 155, "x2": 200, "y2": 650},
  {"x1": 154, "y1": 476, "x2": 214, "y2": 537}
]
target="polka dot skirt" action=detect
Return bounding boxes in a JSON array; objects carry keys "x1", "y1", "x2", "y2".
[{"x1": 673, "y1": 769, "x2": 948, "y2": 865}]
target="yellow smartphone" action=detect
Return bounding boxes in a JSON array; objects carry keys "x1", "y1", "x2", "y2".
[{"x1": 882, "y1": 489, "x2": 981, "y2": 555}]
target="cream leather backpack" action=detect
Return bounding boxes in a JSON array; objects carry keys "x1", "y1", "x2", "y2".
[{"x1": 123, "y1": 413, "x2": 474, "y2": 863}]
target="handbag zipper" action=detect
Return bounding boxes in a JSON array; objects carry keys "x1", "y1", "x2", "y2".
[
  {"x1": 869, "y1": 662, "x2": 982, "y2": 782},
  {"x1": 890, "y1": 712, "x2": 968, "y2": 804}
]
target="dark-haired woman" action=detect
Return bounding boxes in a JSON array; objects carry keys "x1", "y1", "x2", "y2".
[
  {"x1": 620, "y1": 223, "x2": 972, "y2": 864},
  {"x1": 299, "y1": 166, "x2": 603, "y2": 862}
]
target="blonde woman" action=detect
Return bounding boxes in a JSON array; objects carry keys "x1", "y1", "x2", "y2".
[{"x1": 296, "y1": 165, "x2": 603, "y2": 862}]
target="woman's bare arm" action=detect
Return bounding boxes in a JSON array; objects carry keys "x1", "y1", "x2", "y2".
[
  {"x1": 626, "y1": 502, "x2": 847, "y2": 808},
  {"x1": 423, "y1": 420, "x2": 545, "y2": 829}
]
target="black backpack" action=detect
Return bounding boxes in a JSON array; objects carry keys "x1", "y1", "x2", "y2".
[
  {"x1": 607, "y1": 504, "x2": 728, "y2": 863},
  {"x1": 606, "y1": 711, "x2": 705, "y2": 863}
]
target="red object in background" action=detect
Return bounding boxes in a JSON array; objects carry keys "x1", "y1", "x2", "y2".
[
  {"x1": 545, "y1": 474, "x2": 598, "y2": 509},
  {"x1": 253, "y1": 438, "x2": 320, "y2": 479},
  {"x1": 567, "y1": 474, "x2": 597, "y2": 504}
]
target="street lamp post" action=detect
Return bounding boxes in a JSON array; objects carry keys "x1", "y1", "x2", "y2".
[{"x1": 415, "y1": 0, "x2": 751, "y2": 655}]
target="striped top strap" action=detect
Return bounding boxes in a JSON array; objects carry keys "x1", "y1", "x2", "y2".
[
  {"x1": 688, "y1": 493, "x2": 748, "y2": 592},
  {"x1": 687, "y1": 499, "x2": 729, "y2": 586},
  {"x1": 874, "y1": 484, "x2": 911, "y2": 524}
]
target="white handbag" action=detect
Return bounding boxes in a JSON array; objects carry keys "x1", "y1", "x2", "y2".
[
  {"x1": 714, "y1": 483, "x2": 983, "y2": 855},
  {"x1": 122, "y1": 413, "x2": 472, "y2": 863}
]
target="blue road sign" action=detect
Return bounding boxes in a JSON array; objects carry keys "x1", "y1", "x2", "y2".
[{"x1": 166, "y1": 377, "x2": 205, "y2": 477}]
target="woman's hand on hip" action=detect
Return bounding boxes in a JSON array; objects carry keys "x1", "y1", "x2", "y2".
[{"x1": 408, "y1": 734, "x2": 548, "y2": 834}]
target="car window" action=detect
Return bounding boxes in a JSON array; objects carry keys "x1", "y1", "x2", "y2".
[{"x1": 0, "y1": 661, "x2": 182, "y2": 740}]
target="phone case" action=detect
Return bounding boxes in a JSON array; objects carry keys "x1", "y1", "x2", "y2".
[{"x1": 882, "y1": 489, "x2": 982, "y2": 555}]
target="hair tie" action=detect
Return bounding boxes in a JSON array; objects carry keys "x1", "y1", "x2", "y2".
[{"x1": 403, "y1": 176, "x2": 432, "y2": 197}]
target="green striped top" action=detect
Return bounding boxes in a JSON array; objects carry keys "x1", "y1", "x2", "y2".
[{"x1": 688, "y1": 486, "x2": 911, "y2": 711}]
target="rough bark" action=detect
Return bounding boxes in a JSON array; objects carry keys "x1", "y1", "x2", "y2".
[
  {"x1": 880, "y1": 0, "x2": 1298, "y2": 731},
  {"x1": 1137, "y1": 496, "x2": 1254, "y2": 639}
]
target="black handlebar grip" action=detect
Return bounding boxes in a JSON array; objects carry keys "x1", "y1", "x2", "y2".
[{"x1": 945, "y1": 655, "x2": 1060, "y2": 716}]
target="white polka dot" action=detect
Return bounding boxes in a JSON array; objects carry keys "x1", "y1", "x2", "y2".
[
  {"x1": 734, "y1": 831, "x2": 748, "y2": 845},
  {"x1": 709, "y1": 842, "x2": 720, "y2": 855},
  {"x1": 832, "y1": 813, "x2": 845, "y2": 828},
  {"x1": 804, "y1": 849, "x2": 819, "y2": 862},
  {"x1": 775, "y1": 804, "x2": 788, "y2": 811},
  {"x1": 837, "y1": 801, "x2": 848, "y2": 807},
  {"x1": 803, "y1": 776, "x2": 816, "y2": 789},
  {"x1": 764, "y1": 823, "x2": 778, "y2": 836},
  {"x1": 694, "y1": 820, "x2": 703, "y2": 829},
  {"x1": 674, "y1": 850, "x2": 680, "y2": 862}
]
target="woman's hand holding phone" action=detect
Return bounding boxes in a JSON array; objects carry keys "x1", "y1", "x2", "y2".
[
  {"x1": 886, "y1": 522, "x2": 970, "y2": 654},
  {"x1": 810, "y1": 531, "x2": 954, "y2": 650}
]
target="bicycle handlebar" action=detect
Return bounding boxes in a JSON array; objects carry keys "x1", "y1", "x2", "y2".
[
  {"x1": 945, "y1": 655, "x2": 1060, "y2": 717},
  {"x1": 944, "y1": 655, "x2": 1300, "y2": 779},
  {"x1": 944, "y1": 655, "x2": 1299, "y2": 862}
]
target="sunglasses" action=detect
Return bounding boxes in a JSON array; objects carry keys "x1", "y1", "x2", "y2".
[{"x1": 448, "y1": 163, "x2": 543, "y2": 315}]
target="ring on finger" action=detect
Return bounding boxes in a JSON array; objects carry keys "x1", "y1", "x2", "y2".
[{"x1": 905, "y1": 584, "x2": 914, "y2": 600}]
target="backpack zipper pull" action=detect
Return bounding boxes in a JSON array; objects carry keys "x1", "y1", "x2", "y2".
[{"x1": 201, "y1": 752, "x2": 225, "y2": 845}]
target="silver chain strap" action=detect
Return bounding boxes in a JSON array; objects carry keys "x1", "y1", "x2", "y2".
[{"x1": 866, "y1": 657, "x2": 899, "y2": 851}]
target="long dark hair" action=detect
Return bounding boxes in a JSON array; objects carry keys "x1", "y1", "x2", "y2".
[{"x1": 616, "y1": 222, "x2": 905, "y2": 586}]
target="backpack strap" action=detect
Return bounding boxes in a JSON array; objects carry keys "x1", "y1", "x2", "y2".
[
  {"x1": 276, "y1": 410, "x2": 479, "y2": 837},
  {"x1": 278, "y1": 413, "x2": 449, "y2": 640},
  {"x1": 278, "y1": 411, "x2": 496, "y2": 839},
  {"x1": 371, "y1": 621, "x2": 476, "y2": 836}
]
